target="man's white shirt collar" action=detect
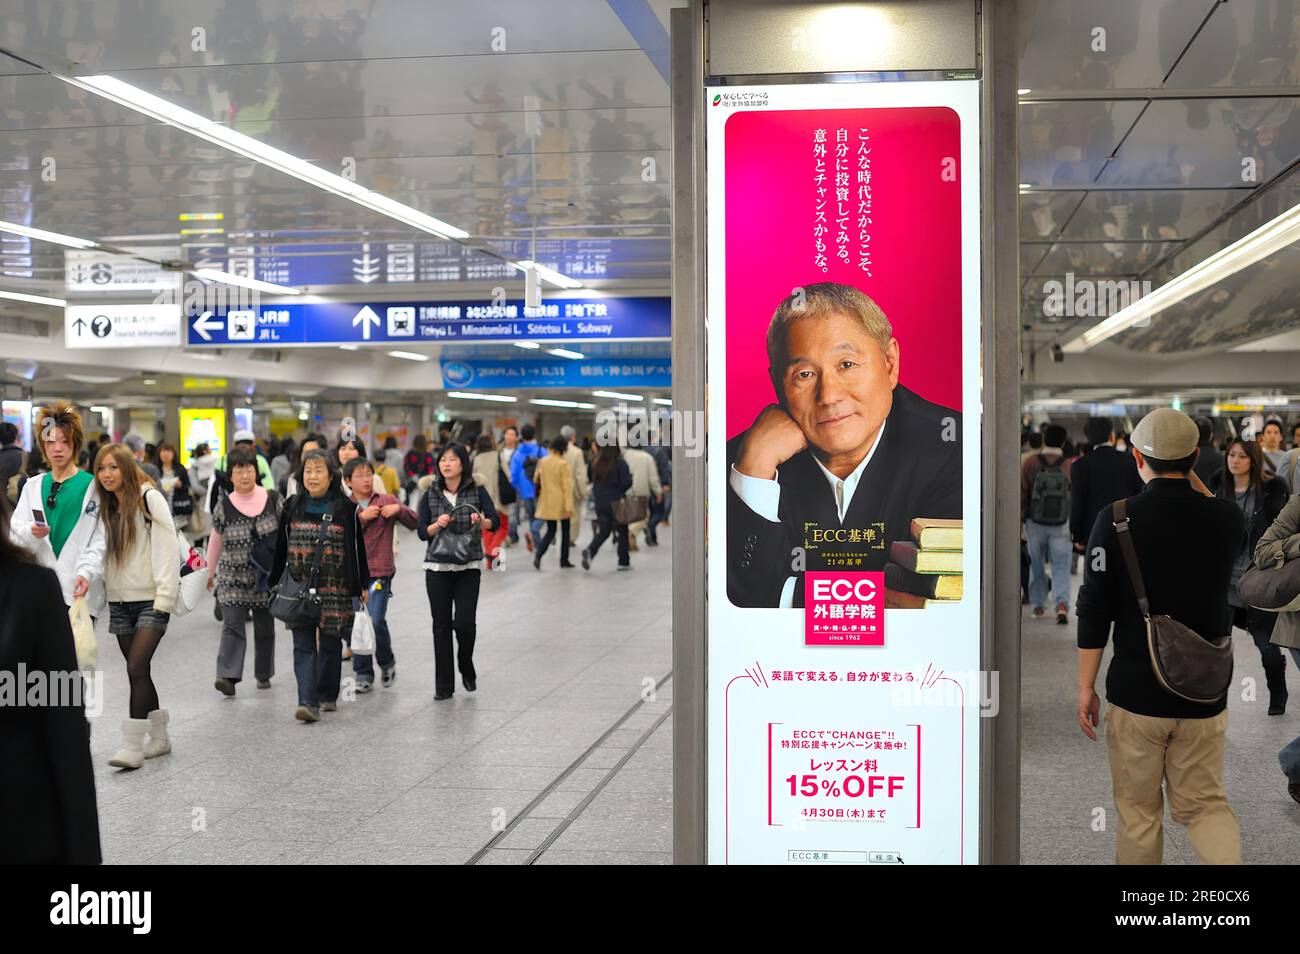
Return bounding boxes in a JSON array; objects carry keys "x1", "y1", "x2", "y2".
[{"x1": 811, "y1": 420, "x2": 886, "y2": 522}]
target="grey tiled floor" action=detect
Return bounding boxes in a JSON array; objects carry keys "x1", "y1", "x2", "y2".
[
  {"x1": 1021, "y1": 568, "x2": 1300, "y2": 864},
  {"x1": 87, "y1": 522, "x2": 674, "y2": 865}
]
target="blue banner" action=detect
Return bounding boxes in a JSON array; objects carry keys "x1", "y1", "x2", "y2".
[
  {"x1": 193, "y1": 237, "x2": 668, "y2": 286},
  {"x1": 186, "y1": 296, "x2": 669, "y2": 347},
  {"x1": 439, "y1": 357, "x2": 671, "y2": 390}
]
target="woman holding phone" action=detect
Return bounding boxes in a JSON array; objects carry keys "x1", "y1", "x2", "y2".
[
  {"x1": 9, "y1": 401, "x2": 106, "y2": 614},
  {"x1": 94, "y1": 443, "x2": 180, "y2": 769},
  {"x1": 418, "y1": 443, "x2": 497, "y2": 700}
]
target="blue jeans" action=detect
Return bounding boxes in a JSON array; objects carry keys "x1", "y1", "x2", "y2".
[
  {"x1": 522, "y1": 496, "x2": 542, "y2": 541},
  {"x1": 507, "y1": 499, "x2": 521, "y2": 542},
  {"x1": 291, "y1": 624, "x2": 343, "y2": 708},
  {"x1": 1025, "y1": 519, "x2": 1072, "y2": 611},
  {"x1": 352, "y1": 577, "x2": 395, "y2": 681}
]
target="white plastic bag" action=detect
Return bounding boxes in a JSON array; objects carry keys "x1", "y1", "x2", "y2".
[
  {"x1": 351, "y1": 609, "x2": 376, "y2": 655},
  {"x1": 68, "y1": 596, "x2": 97, "y2": 671}
]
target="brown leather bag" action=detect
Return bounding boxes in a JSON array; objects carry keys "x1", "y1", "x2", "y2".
[
  {"x1": 1111, "y1": 499, "x2": 1233, "y2": 705},
  {"x1": 612, "y1": 495, "x2": 648, "y2": 526}
]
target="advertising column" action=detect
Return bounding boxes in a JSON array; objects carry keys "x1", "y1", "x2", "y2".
[{"x1": 705, "y1": 80, "x2": 982, "y2": 864}]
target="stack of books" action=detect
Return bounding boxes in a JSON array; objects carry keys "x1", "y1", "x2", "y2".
[{"x1": 884, "y1": 518, "x2": 963, "y2": 609}]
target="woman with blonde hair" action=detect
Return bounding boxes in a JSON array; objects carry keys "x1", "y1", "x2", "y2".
[{"x1": 93, "y1": 443, "x2": 179, "y2": 769}]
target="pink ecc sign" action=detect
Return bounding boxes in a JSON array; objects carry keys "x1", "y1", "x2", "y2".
[{"x1": 805, "y1": 572, "x2": 885, "y2": 646}]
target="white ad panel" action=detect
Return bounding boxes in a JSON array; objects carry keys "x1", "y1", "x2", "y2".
[{"x1": 705, "y1": 80, "x2": 983, "y2": 864}]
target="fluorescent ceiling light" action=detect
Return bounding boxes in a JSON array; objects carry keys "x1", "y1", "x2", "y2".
[
  {"x1": 59, "y1": 74, "x2": 468, "y2": 241},
  {"x1": 445, "y1": 391, "x2": 517, "y2": 403},
  {"x1": 518, "y1": 260, "x2": 582, "y2": 289},
  {"x1": 387, "y1": 350, "x2": 429, "y2": 362},
  {"x1": 1017, "y1": 88, "x2": 1032, "y2": 95},
  {"x1": 142, "y1": 378, "x2": 157, "y2": 385},
  {"x1": 338, "y1": 344, "x2": 360, "y2": 351},
  {"x1": 546, "y1": 348, "x2": 584, "y2": 359},
  {"x1": 513, "y1": 341, "x2": 542, "y2": 350},
  {"x1": 1064, "y1": 197, "x2": 1300, "y2": 353},
  {"x1": 89, "y1": 405, "x2": 110, "y2": 414},
  {"x1": 530, "y1": 398, "x2": 596, "y2": 409},
  {"x1": 0, "y1": 219, "x2": 97, "y2": 249},
  {"x1": 191, "y1": 268, "x2": 300, "y2": 295},
  {"x1": 592, "y1": 389, "x2": 644, "y2": 401},
  {"x1": 652, "y1": 398, "x2": 672, "y2": 406},
  {"x1": 0, "y1": 289, "x2": 66, "y2": 307}
]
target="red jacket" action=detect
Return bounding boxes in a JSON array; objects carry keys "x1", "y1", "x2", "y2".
[{"x1": 354, "y1": 492, "x2": 418, "y2": 577}]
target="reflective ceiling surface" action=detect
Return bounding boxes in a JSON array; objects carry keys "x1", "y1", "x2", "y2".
[{"x1": 1018, "y1": 0, "x2": 1300, "y2": 359}]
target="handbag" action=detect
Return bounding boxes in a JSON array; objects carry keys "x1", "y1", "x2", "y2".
[
  {"x1": 426, "y1": 497, "x2": 482, "y2": 565},
  {"x1": 143, "y1": 488, "x2": 203, "y2": 618},
  {"x1": 268, "y1": 511, "x2": 333, "y2": 625},
  {"x1": 612, "y1": 495, "x2": 648, "y2": 526},
  {"x1": 497, "y1": 454, "x2": 517, "y2": 506},
  {"x1": 1238, "y1": 548, "x2": 1300, "y2": 612},
  {"x1": 1111, "y1": 499, "x2": 1233, "y2": 704}
]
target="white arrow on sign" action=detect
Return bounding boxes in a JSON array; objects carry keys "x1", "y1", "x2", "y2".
[
  {"x1": 352, "y1": 242, "x2": 381, "y2": 283},
  {"x1": 352, "y1": 305, "x2": 381, "y2": 340},
  {"x1": 192, "y1": 311, "x2": 222, "y2": 342}
]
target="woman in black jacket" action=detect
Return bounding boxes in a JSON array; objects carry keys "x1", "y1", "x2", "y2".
[
  {"x1": 418, "y1": 443, "x2": 497, "y2": 701},
  {"x1": 156, "y1": 442, "x2": 194, "y2": 530},
  {"x1": 269, "y1": 450, "x2": 370, "y2": 723},
  {"x1": 0, "y1": 498, "x2": 101, "y2": 863},
  {"x1": 1212, "y1": 438, "x2": 1290, "y2": 714},
  {"x1": 581, "y1": 445, "x2": 634, "y2": 571}
]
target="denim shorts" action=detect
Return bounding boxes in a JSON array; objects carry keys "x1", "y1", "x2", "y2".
[{"x1": 108, "y1": 600, "x2": 170, "y2": 637}]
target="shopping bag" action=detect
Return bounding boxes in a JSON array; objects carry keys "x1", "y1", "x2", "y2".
[
  {"x1": 68, "y1": 596, "x2": 97, "y2": 671},
  {"x1": 351, "y1": 610, "x2": 376, "y2": 655}
]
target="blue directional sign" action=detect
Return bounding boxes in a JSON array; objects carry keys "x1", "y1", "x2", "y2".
[
  {"x1": 438, "y1": 356, "x2": 671, "y2": 390},
  {"x1": 185, "y1": 296, "x2": 670, "y2": 347}
]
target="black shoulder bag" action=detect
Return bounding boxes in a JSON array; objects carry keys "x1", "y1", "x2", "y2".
[
  {"x1": 268, "y1": 510, "x2": 332, "y2": 626},
  {"x1": 1111, "y1": 499, "x2": 1233, "y2": 704},
  {"x1": 426, "y1": 498, "x2": 483, "y2": 565}
]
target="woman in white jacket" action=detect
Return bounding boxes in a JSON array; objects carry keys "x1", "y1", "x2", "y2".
[
  {"x1": 94, "y1": 443, "x2": 180, "y2": 770},
  {"x1": 8, "y1": 401, "x2": 106, "y2": 616}
]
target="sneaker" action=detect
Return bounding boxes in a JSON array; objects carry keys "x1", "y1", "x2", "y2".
[
  {"x1": 493, "y1": 553, "x2": 505, "y2": 572},
  {"x1": 1056, "y1": 603, "x2": 1069, "y2": 625},
  {"x1": 381, "y1": 666, "x2": 396, "y2": 688},
  {"x1": 617, "y1": 564, "x2": 633, "y2": 571},
  {"x1": 1032, "y1": 607, "x2": 1045, "y2": 619},
  {"x1": 256, "y1": 679, "x2": 272, "y2": 689},
  {"x1": 320, "y1": 700, "x2": 337, "y2": 712},
  {"x1": 214, "y1": 677, "x2": 236, "y2": 697},
  {"x1": 581, "y1": 548, "x2": 591, "y2": 571},
  {"x1": 356, "y1": 680, "x2": 373, "y2": 694},
  {"x1": 294, "y1": 705, "x2": 320, "y2": 723},
  {"x1": 525, "y1": 533, "x2": 534, "y2": 553}
]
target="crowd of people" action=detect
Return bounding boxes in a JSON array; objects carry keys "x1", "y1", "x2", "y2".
[
  {"x1": 1, "y1": 400, "x2": 674, "y2": 839},
  {"x1": 1021, "y1": 411, "x2": 1300, "y2": 865}
]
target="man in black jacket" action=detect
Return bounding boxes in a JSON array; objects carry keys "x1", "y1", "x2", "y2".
[
  {"x1": 1076, "y1": 407, "x2": 1243, "y2": 865},
  {"x1": 1069, "y1": 416, "x2": 1142, "y2": 553},
  {"x1": 726, "y1": 282, "x2": 961, "y2": 608},
  {"x1": 1191, "y1": 417, "x2": 1225, "y2": 485}
]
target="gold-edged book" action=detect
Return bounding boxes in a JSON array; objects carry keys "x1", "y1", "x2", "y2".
[
  {"x1": 910, "y1": 517, "x2": 963, "y2": 551},
  {"x1": 888, "y1": 541, "x2": 962, "y2": 575}
]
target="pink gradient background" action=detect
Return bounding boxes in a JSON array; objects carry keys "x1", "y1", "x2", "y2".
[{"x1": 724, "y1": 106, "x2": 964, "y2": 439}]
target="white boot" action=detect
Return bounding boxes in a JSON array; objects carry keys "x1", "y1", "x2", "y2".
[
  {"x1": 143, "y1": 708, "x2": 171, "y2": 759},
  {"x1": 108, "y1": 718, "x2": 149, "y2": 769}
]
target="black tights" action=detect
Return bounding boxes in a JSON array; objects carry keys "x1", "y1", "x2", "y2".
[{"x1": 116, "y1": 626, "x2": 165, "y2": 719}]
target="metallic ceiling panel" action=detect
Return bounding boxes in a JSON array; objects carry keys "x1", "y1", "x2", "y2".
[
  {"x1": 1163, "y1": 0, "x2": 1300, "y2": 89},
  {"x1": 1030, "y1": 238, "x2": 1182, "y2": 276},
  {"x1": 1017, "y1": 0, "x2": 1218, "y2": 91},
  {"x1": 1018, "y1": 100, "x2": 1146, "y2": 187},
  {"x1": 1097, "y1": 97, "x2": 1300, "y2": 189},
  {"x1": 1053, "y1": 187, "x2": 1245, "y2": 242}
]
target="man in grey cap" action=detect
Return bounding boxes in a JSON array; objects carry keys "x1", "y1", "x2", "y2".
[
  {"x1": 122, "y1": 431, "x2": 161, "y2": 483},
  {"x1": 1075, "y1": 406, "x2": 1245, "y2": 864}
]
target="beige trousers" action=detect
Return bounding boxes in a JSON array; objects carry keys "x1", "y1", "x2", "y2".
[{"x1": 1104, "y1": 703, "x2": 1241, "y2": 865}]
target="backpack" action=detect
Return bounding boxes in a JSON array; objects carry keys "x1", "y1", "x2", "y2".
[
  {"x1": 1029, "y1": 454, "x2": 1070, "y2": 525},
  {"x1": 523, "y1": 450, "x2": 540, "y2": 486}
]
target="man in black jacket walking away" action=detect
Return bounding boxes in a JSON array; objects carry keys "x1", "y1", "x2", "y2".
[
  {"x1": 1069, "y1": 416, "x2": 1142, "y2": 557},
  {"x1": 1076, "y1": 407, "x2": 1244, "y2": 865}
]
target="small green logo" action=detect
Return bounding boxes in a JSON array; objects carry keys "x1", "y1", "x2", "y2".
[{"x1": 712, "y1": 94, "x2": 721, "y2": 106}]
